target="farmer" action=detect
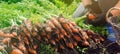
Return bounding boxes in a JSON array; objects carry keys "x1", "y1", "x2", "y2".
[
  {"x1": 73, "y1": 0, "x2": 120, "y2": 53},
  {"x1": 73, "y1": 0, "x2": 120, "y2": 26}
]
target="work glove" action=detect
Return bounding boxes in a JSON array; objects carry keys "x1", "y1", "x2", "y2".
[{"x1": 85, "y1": 13, "x2": 108, "y2": 26}]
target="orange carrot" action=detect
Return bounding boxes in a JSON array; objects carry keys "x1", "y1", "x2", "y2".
[
  {"x1": 2, "y1": 38, "x2": 10, "y2": 44},
  {"x1": 44, "y1": 37, "x2": 48, "y2": 42},
  {"x1": 18, "y1": 43, "x2": 26, "y2": 52},
  {"x1": 67, "y1": 42, "x2": 73, "y2": 49},
  {"x1": 82, "y1": 41, "x2": 89, "y2": 46},
  {"x1": 0, "y1": 46, "x2": 4, "y2": 50},
  {"x1": 73, "y1": 35, "x2": 81, "y2": 42},
  {"x1": 45, "y1": 26, "x2": 52, "y2": 32},
  {"x1": 12, "y1": 32, "x2": 17, "y2": 36},
  {"x1": 13, "y1": 42, "x2": 17, "y2": 46},
  {"x1": 73, "y1": 42, "x2": 78, "y2": 46},
  {"x1": 81, "y1": 32, "x2": 89, "y2": 39},
  {"x1": 46, "y1": 20, "x2": 55, "y2": 28},
  {"x1": 61, "y1": 29, "x2": 67, "y2": 36},
  {"x1": 55, "y1": 38, "x2": 59, "y2": 42},
  {"x1": 33, "y1": 45, "x2": 38, "y2": 49},
  {"x1": 11, "y1": 49, "x2": 23, "y2": 54},
  {"x1": 51, "y1": 17, "x2": 62, "y2": 29},
  {"x1": 99, "y1": 36, "x2": 104, "y2": 41},
  {"x1": 50, "y1": 40, "x2": 56, "y2": 45},
  {"x1": 59, "y1": 34, "x2": 64, "y2": 39},
  {"x1": 28, "y1": 48, "x2": 37, "y2": 54},
  {"x1": 47, "y1": 33, "x2": 51, "y2": 39},
  {"x1": 69, "y1": 21, "x2": 77, "y2": 26},
  {"x1": 24, "y1": 37, "x2": 29, "y2": 45},
  {"x1": 17, "y1": 35, "x2": 21, "y2": 41},
  {"x1": 60, "y1": 44, "x2": 65, "y2": 49},
  {"x1": 88, "y1": 13, "x2": 96, "y2": 20}
]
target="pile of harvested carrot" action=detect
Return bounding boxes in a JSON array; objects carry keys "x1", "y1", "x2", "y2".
[{"x1": 0, "y1": 16, "x2": 105, "y2": 54}]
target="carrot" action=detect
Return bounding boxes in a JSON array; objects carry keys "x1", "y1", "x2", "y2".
[
  {"x1": 36, "y1": 36, "x2": 41, "y2": 41},
  {"x1": 54, "y1": 47, "x2": 58, "y2": 52},
  {"x1": 12, "y1": 32, "x2": 17, "y2": 36},
  {"x1": 47, "y1": 33, "x2": 51, "y2": 39},
  {"x1": 67, "y1": 42, "x2": 73, "y2": 49},
  {"x1": 72, "y1": 29, "x2": 78, "y2": 33},
  {"x1": 11, "y1": 49, "x2": 23, "y2": 54},
  {"x1": 54, "y1": 28, "x2": 60, "y2": 34},
  {"x1": 2, "y1": 38, "x2": 10, "y2": 44},
  {"x1": 95, "y1": 39, "x2": 100, "y2": 44},
  {"x1": 45, "y1": 26, "x2": 52, "y2": 32},
  {"x1": 68, "y1": 23, "x2": 78, "y2": 33},
  {"x1": 40, "y1": 32, "x2": 46, "y2": 36},
  {"x1": 61, "y1": 29, "x2": 67, "y2": 36},
  {"x1": 13, "y1": 42, "x2": 17, "y2": 46},
  {"x1": 81, "y1": 31, "x2": 89, "y2": 39},
  {"x1": 33, "y1": 45, "x2": 38, "y2": 49},
  {"x1": 82, "y1": 41, "x2": 89, "y2": 46},
  {"x1": 0, "y1": 30, "x2": 4, "y2": 35},
  {"x1": 32, "y1": 31, "x2": 37, "y2": 37},
  {"x1": 0, "y1": 32, "x2": 14, "y2": 38},
  {"x1": 24, "y1": 37, "x2": 29, "y2": 45},
  {"x1": 73, "y1": 35, "x2": 81, "y2": 42},
  {"x1": 17, "y1": 35, "x2": 21, "y2": 41},
  {"x1": 63, "y1": 23, "x2": 72, "y2": 32},
  {"x1": 28, "y1": 48, "x2": 37, "y2": 54},
  {"x1": 44, "y1": 37, "x2": 48, "y2": 42},
  {"x1": 51, "y1": 17, "x2": 62, "y2": 29},
  {"x1": 55, "y1": 38, "x2": 59, "y2": 42},
  {"x1": 46, "y1": 20, "x2": 56, "y2": 28},
  {"x1": 59, "y1": 34, "x2": 64, "y2": 39},
  {"x1": 0, "y1": 46, "x2": 4, "y2": 50},
  {"x1": 60, "y1": 44, "x2": 65, "y2": 49},
  {"x1": 18, "y1": 43, "x2": 26, "y2": 52},
  {"x1": 50, "y1": 40, "x2": 56, "y2": 45},
  {"x1": 24, "y1": 19, "x2": 33, "y2": 32},
  {"x1": 69, "y1": 21, "x2": 77, "y2": 26},
  {"x1": 98, "y1": 36, "x2": 104, "y2": 41},
  {"x1": 88, "y1": 13, "x2": 96, "y2": 20},
  {"x1": 73, "y1": 42, "x2": 77, "y2": 46},
  {"x1": 58, "y1": 17, "x2": 66, "y2": 23},
  {"x1": 66, "y1": 34, "x2": 71, "y2": 38}
]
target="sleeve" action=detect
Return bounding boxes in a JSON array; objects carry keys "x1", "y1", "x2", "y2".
[{"x1": 72, "y1": 3, "x2": 88, "y2": 18}]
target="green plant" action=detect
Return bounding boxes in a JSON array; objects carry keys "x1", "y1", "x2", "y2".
[
  {"x1": 39, "y1": 44, "x2": 57, "y2": 54},
  {"x1": 0, "y1": 0, "x2": 79, "y2": 28},
  {"x1": 74, "y1": 16, "x2": 108, "y2": 36}
]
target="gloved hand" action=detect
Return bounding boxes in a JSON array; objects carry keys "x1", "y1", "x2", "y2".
[{"x1": 84, "y1": 13, "x2": 107, "y2": 26}]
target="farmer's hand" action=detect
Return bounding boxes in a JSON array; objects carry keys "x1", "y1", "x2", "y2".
[{"x1": 85, "y1": 13, "x2": 106, "y2": 26}]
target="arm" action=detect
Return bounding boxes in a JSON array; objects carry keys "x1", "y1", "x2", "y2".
[
  {"x1": 72, "y1": 3, "x2": 86, "y2": 18},
  {"x1": 72, "y1": 0, "x2": 93, "y2": 18},
  {"x1": 82, "y1": 0, "x2": 92, "y2": 7}
]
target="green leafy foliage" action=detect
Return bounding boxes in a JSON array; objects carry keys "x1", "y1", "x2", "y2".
[
  {"x1": 0, "y1": 49, "x2": 8, "y2": 54},
  {"x1": 39, "y1": 44, "x2": 57, "y2": 54},
  {"x1": 74, "y1": 16, "x2": 108, "y2": 36},
  {"x1": 0, "y1": 0, "x2": 79, "y2": 28},
  {"x1": 0, "y1": 0, "x2": 22, "y2": 3}
]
